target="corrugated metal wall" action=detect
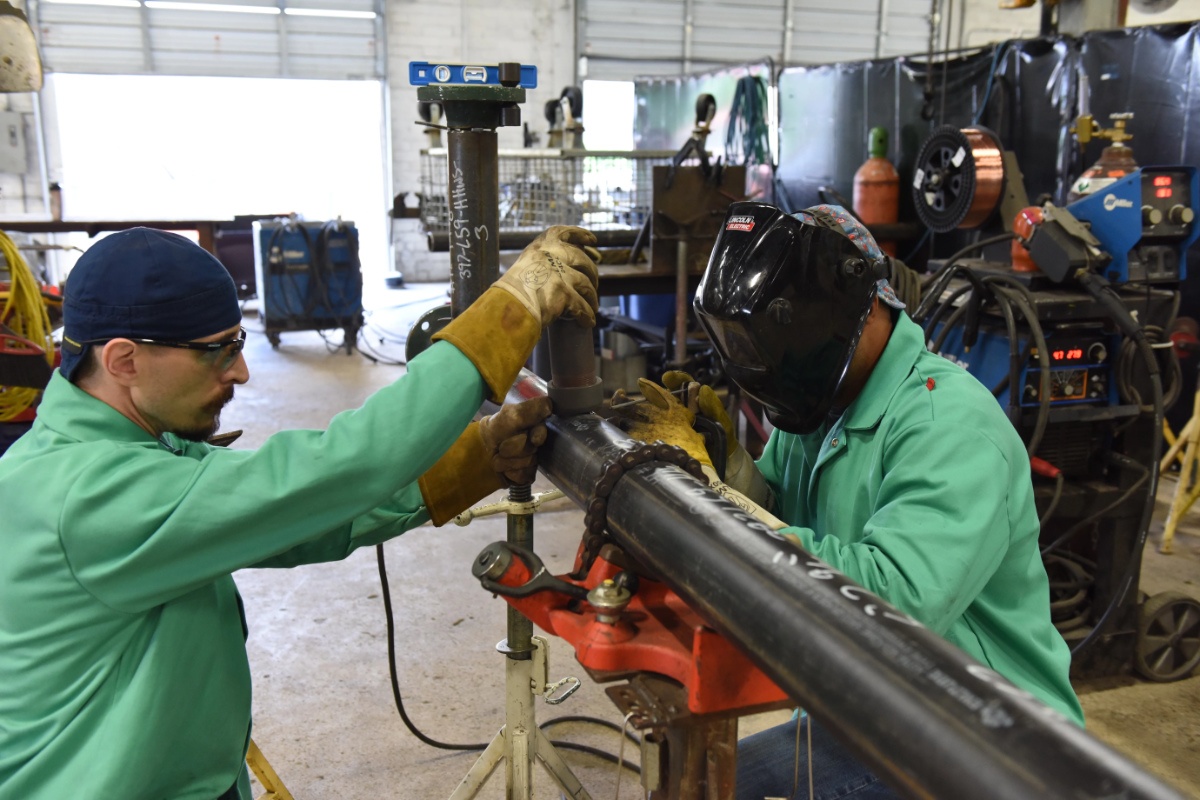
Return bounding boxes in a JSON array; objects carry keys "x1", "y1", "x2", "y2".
[
  {"x1": 32, "y1": 0, "x2": 385, "y2": 80},
  {"x1": 581, "y1": 0, "x2": 935, "y2": 80}
]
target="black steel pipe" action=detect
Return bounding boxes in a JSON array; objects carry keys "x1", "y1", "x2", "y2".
[
  {"x1": 445, "y1": 129, "x2": 500, "y2": 315},
  {"x1": 498, "y1": 370, "x2": 1185, "y2": 800},
  {"x1": 428, "y1": 228, "x2": 639, "y2": 253}
]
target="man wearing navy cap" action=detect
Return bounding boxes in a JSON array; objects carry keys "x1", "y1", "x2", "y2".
[
  {"x1": 0, "y1": 225, "x2": 600, "y2": 799},
  {"x1": 615, "y1": 204, "x2": 1082, "y2": 799}
]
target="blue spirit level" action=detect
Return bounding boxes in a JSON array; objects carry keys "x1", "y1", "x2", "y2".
[{"x1": 408, "y1": 61, "x2": 537, "y2": 89}]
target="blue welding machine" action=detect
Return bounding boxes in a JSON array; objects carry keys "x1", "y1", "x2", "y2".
[
  {"x1": 936, "y1": 323, "x2": 1120, "y2": 409},
  {"x1": 251, "y1": 218, "x2": 363, "y2": 350}
]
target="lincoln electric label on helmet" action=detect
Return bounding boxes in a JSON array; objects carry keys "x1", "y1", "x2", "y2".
[{"x1": 726, "y1": 215, "x2": 756, "y2": 232}]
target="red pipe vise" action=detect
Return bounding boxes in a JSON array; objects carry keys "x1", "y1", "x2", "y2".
[{"x1": 471, "y1": 541, "x2": 787, "y2": 715}]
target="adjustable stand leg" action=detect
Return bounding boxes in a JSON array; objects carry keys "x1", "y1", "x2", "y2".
[
  {"x1": 449, "y1": 485, "x2": 593, "y2": 800},
  {"x1": 1161, "y1": 389, "x2": 1200, "y2": 554}
]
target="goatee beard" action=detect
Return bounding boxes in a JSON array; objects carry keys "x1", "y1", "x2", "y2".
[{"x1": 175, "y1": 388, "x2": 234, "y2": 443}]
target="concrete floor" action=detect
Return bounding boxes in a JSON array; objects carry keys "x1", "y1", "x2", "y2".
[{"x1": 226, "y1": 285, "x2": 1200, "y2": 799}]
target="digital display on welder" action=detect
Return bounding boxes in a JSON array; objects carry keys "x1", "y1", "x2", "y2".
[
  {"x1": 1051, "y1": 348, "x2": 1085, "y2": 364},
  {"x1": 1157, "y1": 187, "x2": 1174, "y2": 199},
  {"x1": 1154, "y1": 176, "x2": 1173, "y2": 187}
]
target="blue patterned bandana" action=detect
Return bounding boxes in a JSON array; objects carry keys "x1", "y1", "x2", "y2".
[{"x1": 792, "y1": 204, "x2": 906, "y2": 309}]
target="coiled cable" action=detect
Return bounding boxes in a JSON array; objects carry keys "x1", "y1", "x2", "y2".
[{"x1": 0, "y1": 232, "x2": 55, "y2": 421}]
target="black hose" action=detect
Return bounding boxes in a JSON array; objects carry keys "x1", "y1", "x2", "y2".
[{"x1": 374, "y1": 544, "x2": 640, "y2": 768}]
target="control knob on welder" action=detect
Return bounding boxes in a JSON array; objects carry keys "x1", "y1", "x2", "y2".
[
  {"x1": 1143, "y1": 205, "x2": 1164, "y2": 227},
  {"x1": 1169, "y1": 205, "x2": 1195, "y2": 226},
  {"x1": 1088, "y1": 342, "x2": 1107, "y2": 363}
]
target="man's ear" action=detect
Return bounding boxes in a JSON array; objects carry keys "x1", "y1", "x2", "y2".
[{"x1": 99, "y1": 339, "x2": 140, "y2": 386}]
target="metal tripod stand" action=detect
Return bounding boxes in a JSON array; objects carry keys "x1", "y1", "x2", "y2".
[{"x1": 450, "y1": 484, "x2": 593, "y2": 800}]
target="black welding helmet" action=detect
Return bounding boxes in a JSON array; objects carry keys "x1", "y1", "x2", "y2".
[{"x1": 694, "y1": 202, "x2": 902, "y2": 434}]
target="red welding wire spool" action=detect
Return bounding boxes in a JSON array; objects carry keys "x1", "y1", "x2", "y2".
[{"x1": 912, "y1": 125, "x2": 1006, "y2": 232}]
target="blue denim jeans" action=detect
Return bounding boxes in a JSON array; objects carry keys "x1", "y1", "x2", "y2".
[{"x1": 737, "y1": 716, "x2": 900, "y2": 800}]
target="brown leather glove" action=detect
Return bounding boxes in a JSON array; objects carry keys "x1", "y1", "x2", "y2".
[
  {"x1": 432, "y1": 225, "x2": 600, "y2": 403},
  {"x1": 418, "y1": 397, "x2": 553, "y2": 526},
  {"x1": 495, "y1": 225, "x2": 601, "y2": 327},
  {"x1": 479, "y1": 396, "x2": 552, "y2": 486}
]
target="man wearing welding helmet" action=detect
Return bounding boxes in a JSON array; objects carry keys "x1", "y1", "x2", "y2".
[
  {"x1": 629, "y1": 203, "x2": 1083, "y2": 798},
  {"x1": 0, "y1": 225, "x2": 599, "y2": 799}
]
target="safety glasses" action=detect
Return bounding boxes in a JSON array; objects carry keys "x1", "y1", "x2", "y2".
[{"x1": 125, "y1": 327, "x2": 247, "y2": 371}]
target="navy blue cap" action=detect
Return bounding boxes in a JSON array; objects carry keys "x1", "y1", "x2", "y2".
[{"x1": 60, "y1": 227, "x2": 241, "y2": 381}]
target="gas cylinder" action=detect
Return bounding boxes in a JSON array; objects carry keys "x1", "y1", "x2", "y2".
[
  {"x1": 1067, "y1": 113, "x2": 1138, "y2": 203},
  {"x1": 853, "y1": 126, "x2": 900, "y2": 256}
]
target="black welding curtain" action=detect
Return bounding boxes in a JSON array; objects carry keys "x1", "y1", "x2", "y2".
[{"x1": 772, "y1": 23, "x2": 1200, "y2": 229}]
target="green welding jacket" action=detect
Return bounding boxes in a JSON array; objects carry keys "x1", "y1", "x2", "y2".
[
  {"x1": 0, "y1": 342, "x2": 485, "y2": 800},
  {"x1": 760, "y1": 312, "x2": 1085, "y2": 726}
]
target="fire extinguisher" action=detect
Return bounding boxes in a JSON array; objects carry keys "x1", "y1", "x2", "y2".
[{"x1": 853, "y1": 126, "x2": 900, "y2": 256}]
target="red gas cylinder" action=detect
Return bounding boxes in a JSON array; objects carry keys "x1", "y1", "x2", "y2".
[
  {"x1": 853, "y1": 126, "x2": 900, "y2": 256},
  {"x1": 1011, "y1": 206, "x2": 1043, "y2": 273}
]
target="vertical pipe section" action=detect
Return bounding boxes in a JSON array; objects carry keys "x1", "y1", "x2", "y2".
[
  {"x1": 446, "y1": 129, "x2": 500, "y2": 315},
  {"x1": 546, "y1": 317, "x2": 604, "y2": 416},
  {"x1": 674, "y1": 239, "x2": 689, "y2": 366}
]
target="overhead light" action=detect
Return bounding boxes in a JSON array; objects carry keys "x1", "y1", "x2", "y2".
[
  {"x1": 283, "y1": 8, "x2": 376, "y2": 19},
  {"x1": 143, "y1": 1, "x2": 281, "y2": 14},
  {"x1": 40, "y1": 0, "x2": 140, "y2": 6}
]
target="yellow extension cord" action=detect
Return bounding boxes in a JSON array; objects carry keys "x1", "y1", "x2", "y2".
[{"x1": 0, "y1": 231, "x2": 56, "y2": 421}]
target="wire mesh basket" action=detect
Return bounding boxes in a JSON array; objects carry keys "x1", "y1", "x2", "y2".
[{"x1": 419, "y1": 148, "x2": 676, "y2": 238}]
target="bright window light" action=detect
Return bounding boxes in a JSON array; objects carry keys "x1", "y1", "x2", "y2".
[
  {"x1": 284, "y1": 8, "x2": 376, "y2": 19},
  {"x1": 50, "y1": 74, "x2": 390, "y2": 288},
  {"x1": 143, "y1": 1, "x2": 281, "y2": 14},
  {"x1": 581, "y1": 80, "x2": 634, "y2": 151},
  {"x1": 41, "y1": 0, "x2": 141, "y2": 6}
]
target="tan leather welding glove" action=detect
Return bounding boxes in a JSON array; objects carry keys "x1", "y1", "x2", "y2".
[
  {"x1": 662, "y1": 370, "x2": 775, "y2": 510},
  {"x1": 432, "y1": 226, "x2": 600, "y2": 403},
  {"x1": 479, "y1": 395, "x2": 552, "y2": 486},
  {"x1": 418, "y1": 396, "x2": 553, "y2": 526},
  {"x1": 495, "y1": 225, "x2": 601, "y2": 328},
  {"x1": 610, "y1": 378, "x2": 712, "y2": 468}
]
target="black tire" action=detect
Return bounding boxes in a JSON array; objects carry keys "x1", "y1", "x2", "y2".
[{"x1": 1133, "y1": 591, "x2": 1200, "y2": 682}]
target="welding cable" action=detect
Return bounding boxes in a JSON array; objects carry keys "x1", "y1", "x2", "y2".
[
  {"x1": 927, "y1": 297, "x2": 970, "y2": 355},
  {"x1": 972, "y1": 41, "x2": 1012, "y2": 126},
  {"x1": 986, "y1": 279, "x2": 1051, "y2": 456},
  {"x1": 312, "y1": 220, "x2": 361, "y2": 335},
  {"x1": 919, "y1": 282, "x2": 971, "y2": 344},
  {"x1": 1117, "y1": 325, "x2": 1182, "y2": 414},
  {"x1": 0, "y1": 231, "x2": 55, "y2": 421},
  {"x1": 265, "y1": 224, "x2": 310, "y2": 321},
  {"x1": 724, "y1": 74, "x2": 771, "y2": 167},
  {"x1": 351, "y1": 326, "x2": 406, "y2": 366},
  {"x1": 373, "y1": 544, "x2": 639, "y2": 772},
  {"x1": 1060, "y1": 271, "x2": 1164, "y2": 657},
  {"x1": 1039, "y1": 472, "x2": 1065, "y2": 528},
  {"x1": 1043, "y1": 552, "x2": 1094, "y2": 634},
  {"x1": 1040, "y1": 453, "x2": 1150, "y2": 558},
  {"x1": 1032, "y1": 456, "x2": 1066, "y2": 530},
  {"x1": 887, "y1": 257, "x2": 923, "y2": 309},
  {"x1": 913, "y1": 232, "x2": 1016, "y2": 320}
]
